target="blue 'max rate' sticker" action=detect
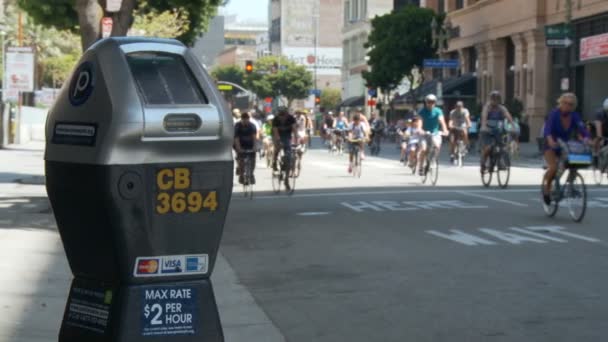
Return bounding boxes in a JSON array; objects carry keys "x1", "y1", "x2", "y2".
[{"x1": 141, "y1": 286, "x2": 198, "y2": 337}]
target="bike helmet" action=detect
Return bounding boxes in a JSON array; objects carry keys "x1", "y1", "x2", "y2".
[
  {"x1": 267, "y1": 114, "x2": 275, "y2": 120},
  {"x1": 603, "y1": 98, "x2": 608, "y2": 111},
  {"x1": 490, "y1": 90, "x2": 502, "y2": 101},
  {"x1": 425, "y1": 94, "x2": 437, "y2": 103}
]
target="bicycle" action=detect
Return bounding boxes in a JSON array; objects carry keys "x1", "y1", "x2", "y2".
[
  {"x1": 348, "y1": 138, "x2": 364, "y2": 178},
  {"x1": 333, "y1": 129, "x2": 346, "y2": 155},
  {"x1": 542, "y1": 140, "x2": 592, "y2": 222},
  {"x1": 592, "y1": 140, "x2": 608, "y2": 185},
  {"x1": 480, "y1": 129, "x2": 511, "y2": 189},
  {"x1": 272, "y1": 144, "x2": 298, "y2": 195},
  {"x1": 264, "y1": 141, "x2": 274, "y2": 169},
  {"x1": 239, "y1": 150, "x2": 256, "y2": 199},
  {"x1": 451, "y1": 128, "x2": 468, "y2": 167},
  {"x1": 420, "y1": 132, "x2": 441, "y2": 186}
]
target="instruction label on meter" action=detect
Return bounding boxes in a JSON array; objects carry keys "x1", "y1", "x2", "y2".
[{"x1": 141, "y1": 286, "x2": 198, "y2": 336}]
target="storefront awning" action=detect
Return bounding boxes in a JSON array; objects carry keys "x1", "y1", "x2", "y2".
[
  {"x1": 393, "y1": 73, "x2": 477, "y2": 105},
  {"x1": 339, "y1": 95, "x2": 365, "y2": 108}
]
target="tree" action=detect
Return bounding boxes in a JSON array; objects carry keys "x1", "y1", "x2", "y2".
[
  {"x1": 244, "y1": 56, "x2": 313, "y2": 106},
  {"x1": 363, "y1": 5, "x2": 437, "y2": 94},
  {"x1": 130, "y1": 1, "x2": 190, "y2": 38},
  {"x1": 320, "y1": 88, "x2": 341, "y2": 111},
  {"x1": 17, "y1": 0, "x2": 226, "y2": 51},
  {"x1": 210, "y1": 65, "x2": 245, "y2": 86}
]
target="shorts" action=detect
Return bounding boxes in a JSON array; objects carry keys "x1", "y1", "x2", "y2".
[
  {"x1": 420, "y1": 134, "x2": 442, "y2": 149},
  {"x1": 481, "y1": 131, "x2": 504, "y2": 147},
  {"x1": 349, "y1": 141, "x2": 364, "y2": 154},
  {"x1": 297, "y1": 130, "x2": 307, "y2": 139}
]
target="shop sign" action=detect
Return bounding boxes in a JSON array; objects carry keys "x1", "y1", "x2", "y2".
[{"x1": 580, "y1": 32, "x2": 608, "y2": 61}]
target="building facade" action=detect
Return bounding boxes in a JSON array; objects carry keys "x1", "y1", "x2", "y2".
[
  {"x1": 445, "y1": 0, "x2": 608, "y2": 139},
  {"x1": 191, "y1": 16, "x2": 225, "y2": 68},
  {"x1": 269, "y1": 0, "x2": 344, "y2": 90},
  {"x1": 342, "y1": 0, "x2": 430, "y2": 113},
  {"x1": 215, "y1": 20, "x2": 268, "y2": 68}
]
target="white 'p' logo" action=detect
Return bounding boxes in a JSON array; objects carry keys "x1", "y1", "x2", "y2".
[{"x1": 73, "y1": 70, "x2": 91, "y2": 98}]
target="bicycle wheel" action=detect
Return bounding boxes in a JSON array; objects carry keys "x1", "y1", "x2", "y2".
[
  {"x1": 497, "y1": 152, "x2": 511, "y2": 189},
  {"x1": 421, "y1": 159, "x2": 428, "y2": 184},
  {"x1": 286, "y1": 155, "x2": 296, "y2": 195},
  {"x1": 541, "y1": 174, "x2": 559, "y2": 217},
  {"x1": 566, "y1": 171, "x2": 587, "y2": 222},
  {"x1": 272, "y1": 153, "x2": 282, "y2": 194},
  {"x1": 481, "y1": 158, "x2": 493, "y2": 187},
  {"x1": 429, "y1": 155, "x2": 439, "y2": 186},
  {"x1": 353, "y1": 151, "x2": 362, "y2": 178}
]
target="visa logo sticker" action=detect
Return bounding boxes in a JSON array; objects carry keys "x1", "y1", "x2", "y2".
[
  {"x1": 161, "y1": 257, "x2": 183, "y2": 274},
  {"x1": 134, "y1": 254, "x2": 208, "y2": 278}
]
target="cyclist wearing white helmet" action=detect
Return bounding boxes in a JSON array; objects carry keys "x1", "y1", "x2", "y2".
[{"x1": 418, "y1": 94, "x2": 449, "y2": 176}]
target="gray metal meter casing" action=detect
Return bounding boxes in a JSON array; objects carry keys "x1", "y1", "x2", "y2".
[{"x1": 45, "y1": 37, "x2": 233, "y2": 342}]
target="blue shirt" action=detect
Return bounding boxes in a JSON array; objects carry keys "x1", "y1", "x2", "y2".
[
  {"x1": 419, "y1": 107, "x2": 444, "y2": 133},
  {"x1": 543, "y1": 108, "x2": 589, "y2": 144}
]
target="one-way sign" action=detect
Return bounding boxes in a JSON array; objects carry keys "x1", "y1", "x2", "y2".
[{"x1": 547, "y1": 37, "x2": 573, "y2": 48}]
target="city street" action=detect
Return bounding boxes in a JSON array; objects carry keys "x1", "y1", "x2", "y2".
[
  {"x1": 2, "y1": 140, "x2": 608, "y2": 341},
  {"x1": 222, "y1": 139, "x2": 608, "y2": 342}
]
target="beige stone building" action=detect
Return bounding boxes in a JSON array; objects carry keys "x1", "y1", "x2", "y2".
[{"x1": 445, "y1": 0, "x2": 608, "y2": 139}]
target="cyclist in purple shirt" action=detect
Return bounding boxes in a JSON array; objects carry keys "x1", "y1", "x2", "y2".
[{"x1": 542, "y1": 93, "x2": 590, "y2": 204}]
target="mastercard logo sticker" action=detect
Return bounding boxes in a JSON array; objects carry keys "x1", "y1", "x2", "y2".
[{"x1": 136, "y1": 259, "x2": 159, "y2": 275}]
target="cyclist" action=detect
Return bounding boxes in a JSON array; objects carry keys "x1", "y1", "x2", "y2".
[
  {"x1": 295, "y1": 109, "x2": 309, "y2": 146},
  {"x1": 593, "y1": 98, "x2": 608, "y2": 165},
  {"x1": 347, "y1": 113, "x2": 368, "y2": 173},
  {"x1": 232, "y1": 108, "x2": 241, "y2": 125},
  {"x1": 322, "y1": 112, "x2": 335, "y2": 144},
  {"x1": 543, "y1": 93, "x2": 590, "y2": 205},
  {"x1": 449, "y1": 101, "x2": 471, "y2": 163},
  {"x1": 234, "y1": 112, "x2": 258, "y2": 185},
  {"x1": 480, "y1": 91, "x2": 515, "y2": 173},
  {"x1": 333, "y1": 111, "x2": 349, "y2": 151},
  {"x1": 418, "y1": 94, "x2": 449, "y2": 176},
  {"x1": 261, "y1": 115, "x2": 274, "y2": 157},
  {"x1": 272, "y1": 107, "x2": 298, "y2": 189},
  {"x1": 405, "y1": 115, "x2": 423, "y2": 169},
  {"x1": 398, "y1": 119, "x2": 411, "y2": 163}
]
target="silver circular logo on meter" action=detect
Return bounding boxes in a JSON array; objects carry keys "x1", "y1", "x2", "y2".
[{"x1": 69, "y1": 62, "x2": 95, "y2": 106}]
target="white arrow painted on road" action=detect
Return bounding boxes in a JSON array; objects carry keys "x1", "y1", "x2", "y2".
[{"x1": 297, "y1": 212, "x2": 331, "y2": 216}]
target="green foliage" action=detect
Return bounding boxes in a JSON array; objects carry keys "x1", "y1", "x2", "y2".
[
  {"x1": 210, "y1": 65, "x2": 245, "y2": 86},
  {"x1": 1, "y1": 3, "x2": 81, "y2": 88},
  {"x1": 363, "y1": 5, "x2": 437, "y2": 92},
  {"x1": 139, "y1": 0, "x2": 225, "y2": 45},
  {"x1": 131, "y1": 1, "x2": 190, "y2": 38},
  {"x1": 244, "y1": 56, "x2": 313, "y2": 105},
  {"x1": 320, "y1": 88, "x2": 341, "y2": 111},
  {"x1": 17, "y1": 0, "x2": 225, "y2": 48}
]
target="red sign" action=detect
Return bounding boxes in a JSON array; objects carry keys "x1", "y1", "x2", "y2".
[
  {"x1": 367, "y1": 99, "x2": 377, "y2": 107},
  {"x1": 264, "y1": 97, "x2": 273, "y2": 103},
  {"x1": 101, "y1": 17, "x2": 113, "y2": 39},
  {"x1": 580, "y1": 33, "x2": 608, "y2": 61}
]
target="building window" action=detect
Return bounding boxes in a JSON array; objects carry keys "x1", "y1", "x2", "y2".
[
  {"x1": 438, "y1": 0, "x2": 445, "y2": 13},
  {"x1": 456, "y1": 0, "x2": 464, "y2": 10},
  {"x1": 344, "y1": 1, "x2": 350, "y2": 25}
]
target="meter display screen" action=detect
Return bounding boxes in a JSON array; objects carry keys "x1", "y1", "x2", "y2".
[{"x1": 127, "y1": 52, "x2": 208, "y2": 105}]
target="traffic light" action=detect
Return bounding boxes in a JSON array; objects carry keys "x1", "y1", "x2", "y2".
[
  {"x1": 245, "y1": 60, "x2": 253, "y2": 74},
  {"x1": 315, "y1": 95, "x2": 321, "y2": 105}
]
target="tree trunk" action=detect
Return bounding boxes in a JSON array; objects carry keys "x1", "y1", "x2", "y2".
[
  {"x1": 75, "y1": 0, "x2": 103, "y2": 51},
  {"x1": 110, "y1": 0, "x2": 136, "y2": 37}
]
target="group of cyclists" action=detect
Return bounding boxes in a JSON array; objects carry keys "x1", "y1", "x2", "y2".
[{"x1": 233, "y1": 106, "x2": 313, "y2": 191}]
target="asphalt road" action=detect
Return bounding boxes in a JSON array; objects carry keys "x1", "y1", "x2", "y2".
[{"x1": 221, "y1": 140, "x2": 608, "y2": 342}]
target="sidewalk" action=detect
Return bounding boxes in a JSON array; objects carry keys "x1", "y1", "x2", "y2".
[{"x1": 0, "y1": 143, "x2": 284, "y2": 342}]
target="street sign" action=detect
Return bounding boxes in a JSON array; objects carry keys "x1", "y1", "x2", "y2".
[
  {"x1": 101, "y1": 17, "x2": 113, "y2": 39},
  {"x1": 546, "y1": 37, "x2": 573, "y2": 48},
  {"x1": 106, "y1": 0, "x2": 123, "y2": 12},
  {"x1": 217, "y1": 84, "x2": 233, "y2": 91},
  {"x1": 309, "y1": 89, "x2": 321, "y2": 97},
  {"x1": 3, "y1": 46, "x2": 35, "y2": 101},
  {"x1": 545, "y1": 23, "x2": 572, "y2": 40},
  {"x1": 423, "y1": 59, "x2": 459, "y2": 69},
  {"x1": 368, "y1": 88, "x2": 377, "y2": 97}
]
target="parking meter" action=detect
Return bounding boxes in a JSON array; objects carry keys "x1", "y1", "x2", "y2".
[{"x1": 45, "y1": 37, "x2": 233, "y2": 342}]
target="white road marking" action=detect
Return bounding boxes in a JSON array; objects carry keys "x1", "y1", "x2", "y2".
[
  {"x1": 297, "y1": 212, "x2": 331, "y2": 216},
  {"x1": 341, "y1": 200, "x2": 488, "y2": 212},
  {"x1": 428, "y1": 225, "x2": 601, "y2": 246},
  {"x1": 233, "y1": 187, "x2": 608, "y2": 201},
  {"x1": 363, "y1": 161, "x2": 395, "y2": 169},
  {"x1": 457, "y1": 191, "x2": 528, "y2": 207},
  {"x1": 427, "y1": 230, "x2": 497, "y2": 246},
  {"x1": 309, "y1": 161, "x2": 344, "y2": 170}
]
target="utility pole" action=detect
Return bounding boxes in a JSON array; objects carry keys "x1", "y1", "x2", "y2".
[{"x1": 564, "y1": 0, "x2": 573, "y2": 91}]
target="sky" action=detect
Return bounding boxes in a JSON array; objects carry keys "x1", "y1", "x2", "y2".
[{"x1": 220, "y1": 0, "x2": 269, "y2": 24}]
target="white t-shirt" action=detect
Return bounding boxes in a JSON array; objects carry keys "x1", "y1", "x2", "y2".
[{"x1": 349, "y1": 122, "x2": 367, "y2": 140}]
